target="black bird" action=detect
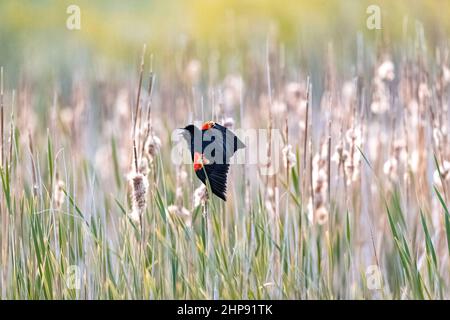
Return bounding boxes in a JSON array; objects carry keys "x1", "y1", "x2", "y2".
[{"x1": 180, "y1": 121, "x2": 245, "y2": 201}]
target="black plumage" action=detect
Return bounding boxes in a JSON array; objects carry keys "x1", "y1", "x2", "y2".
[{"x1": 180, "y1": 121, "x2": 245, "y2": 201}]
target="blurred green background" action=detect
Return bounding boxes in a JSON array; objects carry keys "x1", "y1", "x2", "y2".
[{"x1": 0, "y1": 0, "x2": 449, "y2": 81}]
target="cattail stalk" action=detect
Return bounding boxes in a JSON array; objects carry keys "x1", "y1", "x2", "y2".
[
  {"x1": 302, "y1": 77, "x2": 310, "y2": 172},
  {"x1": 327, "y1": 97, "x2": 332, "y2": 206},
  {"x1": 8, "y1": 91, "x2": 15, "y2": 170},
  {"x1": 309, "y1": 140, "x2": 314, "y2": 223},
  {"x1": 133, "y1": 44, "x2": 146, "y2": 140},
  {"x1": 8, "y1": 114, "x2": 13, "y2": 171},
  {"x1": 285, "y1": 117, "x2": 289, "y2": 187},
  {"x1": 28, "y1": 131, "x2": 37, "y2": 197},
  {"x1": 140, "y1": 71, "x2": 155, "y2": 158},
  {"x1": 264, "y1": 40, "x2": 274, "y2": 201},
  {"x1": 301, "y1": 78, "x2": 311, "y2": 210}
]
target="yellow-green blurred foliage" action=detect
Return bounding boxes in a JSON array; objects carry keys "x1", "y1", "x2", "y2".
[{"x1": 0, "y1": 0, "x2": 449, "y2": 76}]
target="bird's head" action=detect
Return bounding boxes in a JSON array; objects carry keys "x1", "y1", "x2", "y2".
[{"x1": 178, "y1": 124, "x2": 198, "y2": 144}]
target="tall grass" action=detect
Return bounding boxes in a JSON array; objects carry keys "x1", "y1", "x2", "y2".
[{"x1": 1, "y1": 28, "x2": 450, "y2": 300}]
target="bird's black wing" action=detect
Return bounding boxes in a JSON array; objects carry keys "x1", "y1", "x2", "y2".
[
  {"x1": 195, "y1": 163, "x2": 229, "y2": 201},
  {"x1": 211, "y1": 122, "x2": 246, "y2": 152},
  {"x1": 202, "y1": 123, "x2": 245, "y2": 164},
  {"x1": 194, "y1": 121, "x2": 245, "y2": 201}
]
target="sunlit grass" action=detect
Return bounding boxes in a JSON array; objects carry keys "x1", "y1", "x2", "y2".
[{"x1": 0, "y1": 0, "x2": 450, "y2": 300}]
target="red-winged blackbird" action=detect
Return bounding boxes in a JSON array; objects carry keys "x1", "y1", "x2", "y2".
[{"x1": 180, "y1": 121, "x2": 245, "y2": 201}]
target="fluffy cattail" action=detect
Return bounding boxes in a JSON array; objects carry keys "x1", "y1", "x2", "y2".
[
  {"x1": 377, "y1": 59, "x2": 395, "y2": 81},
  {"x1": 341, "y1": 81, "x2": 356, "y2": 109},
  {"x1": 128, "y1": 171, "x2": 148, "y2": 223},
  {"x1": 223, "y1": 117, "x2": 235, "y2": 129},
  {"x1": 194, "y1": 185, "x2": 208, "y2": 207},
  {"x1": 408, "y1": 150, "x2": 421, "y2": 174},
  {"x1": 175, "y1": 186, "x2": 183, "y2": 201},
  {"x1": 331, "y1": 140, "x2": 348, "y2": 168},
  {"x1": 60, "y1": 107, "x2": 74, "y2": 129},
  {"x1": 270, "y1": 100, "x2": 287, "y2": 115},
  {"x1": 53, "y1": 178, "x2": 65, "y2": 210},
  {"x1": 383, "y1": 158, "x2": 398, "y2": 182},
  {"x1": 370, "y1": 77, "x2": 390, "y2": 114},
  {"x1": 312, "y1": 144, "x2": 328, "y2": 193},
  {"x1": 179, "y1": 167, "x2": 188, "y2": 183},
  {"x1": 310, "y1": 141, "x2": 329, "y2": 225},
  {"x1": 185, "y1": 59, "x2": 202, "y2": 85},
  {"x1": 344, "y1": 126, "x2": 362, "y2": 185},
  {"x1": 371, "y1": 58, "x2": 394, "y2": 114},
  {"x1": 144, "y1": 132, "x2": 161, "y2": 163},
  {"x1": 418, "y1": 82, "x2": 431, "y2": 104},
  {"x1": 284, "y1": 82, "x2": 308, "y2": 131},
  {"x1": 407, "y1": 99, "x2": 420, "y2": 128},
  {"x1": 315, "y1": 205, "x2": 329, "y2": 225},
  {"x1": 282, "y1": 144, "x2": 296, "y2": 169},
  {"x1": 285, "y1": 82, "x2": 306, "y2": 110},
  {"x1": 383, "y1": 139, "x2": 406, "y2": 184}
]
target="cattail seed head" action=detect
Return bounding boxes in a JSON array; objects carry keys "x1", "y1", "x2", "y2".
[
  {"x1": 377, "y1": 59, "x2": 395, "y2": 81},
  {"x1": 371, "y1": 58, "x2": 394, "y2": 114},
  {"x1": 282, "y1": 144, "x2": 296, "y2": 169},
  {"x1": 194, "y1": 185, "x2": 208, "y2": 207},
  {"x1": 185, "y1": 59, "x2": 202, "y2": 85},
  {"x1": 179, "y1": 168, "x2": 188, "y2": 183},
  {"x1": 285, "y1": 82, "x2": 307, "y2": 111},
  {"x1": 315, "y1": 205, "x2": 329, "y2": 225},
  {"x1": 144, "y1": 133, "x2": 161, "y2": 162},
  {"x1": 128, "y1": 172, "x2": 148, "y2": 223},
  {"x1": 223, "y1": 117, "x2": 235, "y2": 129},
  {"x1": 344, "y1": 126, "x2": 362, "y2": 185},
  {"x1": 311, "y1": 141, "x2": 329, "y2": 225},
  {"x1": 383, "y1": 158, "x2": 399, "y2": 182},
  {"x1": 53, "y1": 179, "x2": 65, "y2": 210},
  {"x1": 271, "y1": 100, "x2": 287, "y2": 115},
  {"x1": 331, "y1": 141, "x2": 348, "y2": 166}
]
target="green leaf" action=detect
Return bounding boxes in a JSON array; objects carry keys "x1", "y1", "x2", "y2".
[
  {"x1": 434, "y1": 186, "x2": 450, "y2": 257},
  {"x1": 420, "y1": 210, "x2": 437, "y2": 267}
]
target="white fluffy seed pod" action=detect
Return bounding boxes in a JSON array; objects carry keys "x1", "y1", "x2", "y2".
[
  {"x1": 53, "y1": 179, "x2": 65, "y2": 210},
  {"x1": 128, "y1": 172, "x2": 148, "y2": 223},
  {"x1": 194, "y1": 185, "x2": 208, "y2": 207},
  {"x1": 282, "y1": 144, "x2": 296, "y2": 169}
]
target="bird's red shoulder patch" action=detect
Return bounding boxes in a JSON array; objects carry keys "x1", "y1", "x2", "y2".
[
  {"x1": 201, "y1": 121, "x2": 215, "y2": 131},
  {"x1": 193, "y1": 152, "x2": 209, "y2": 171}
]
